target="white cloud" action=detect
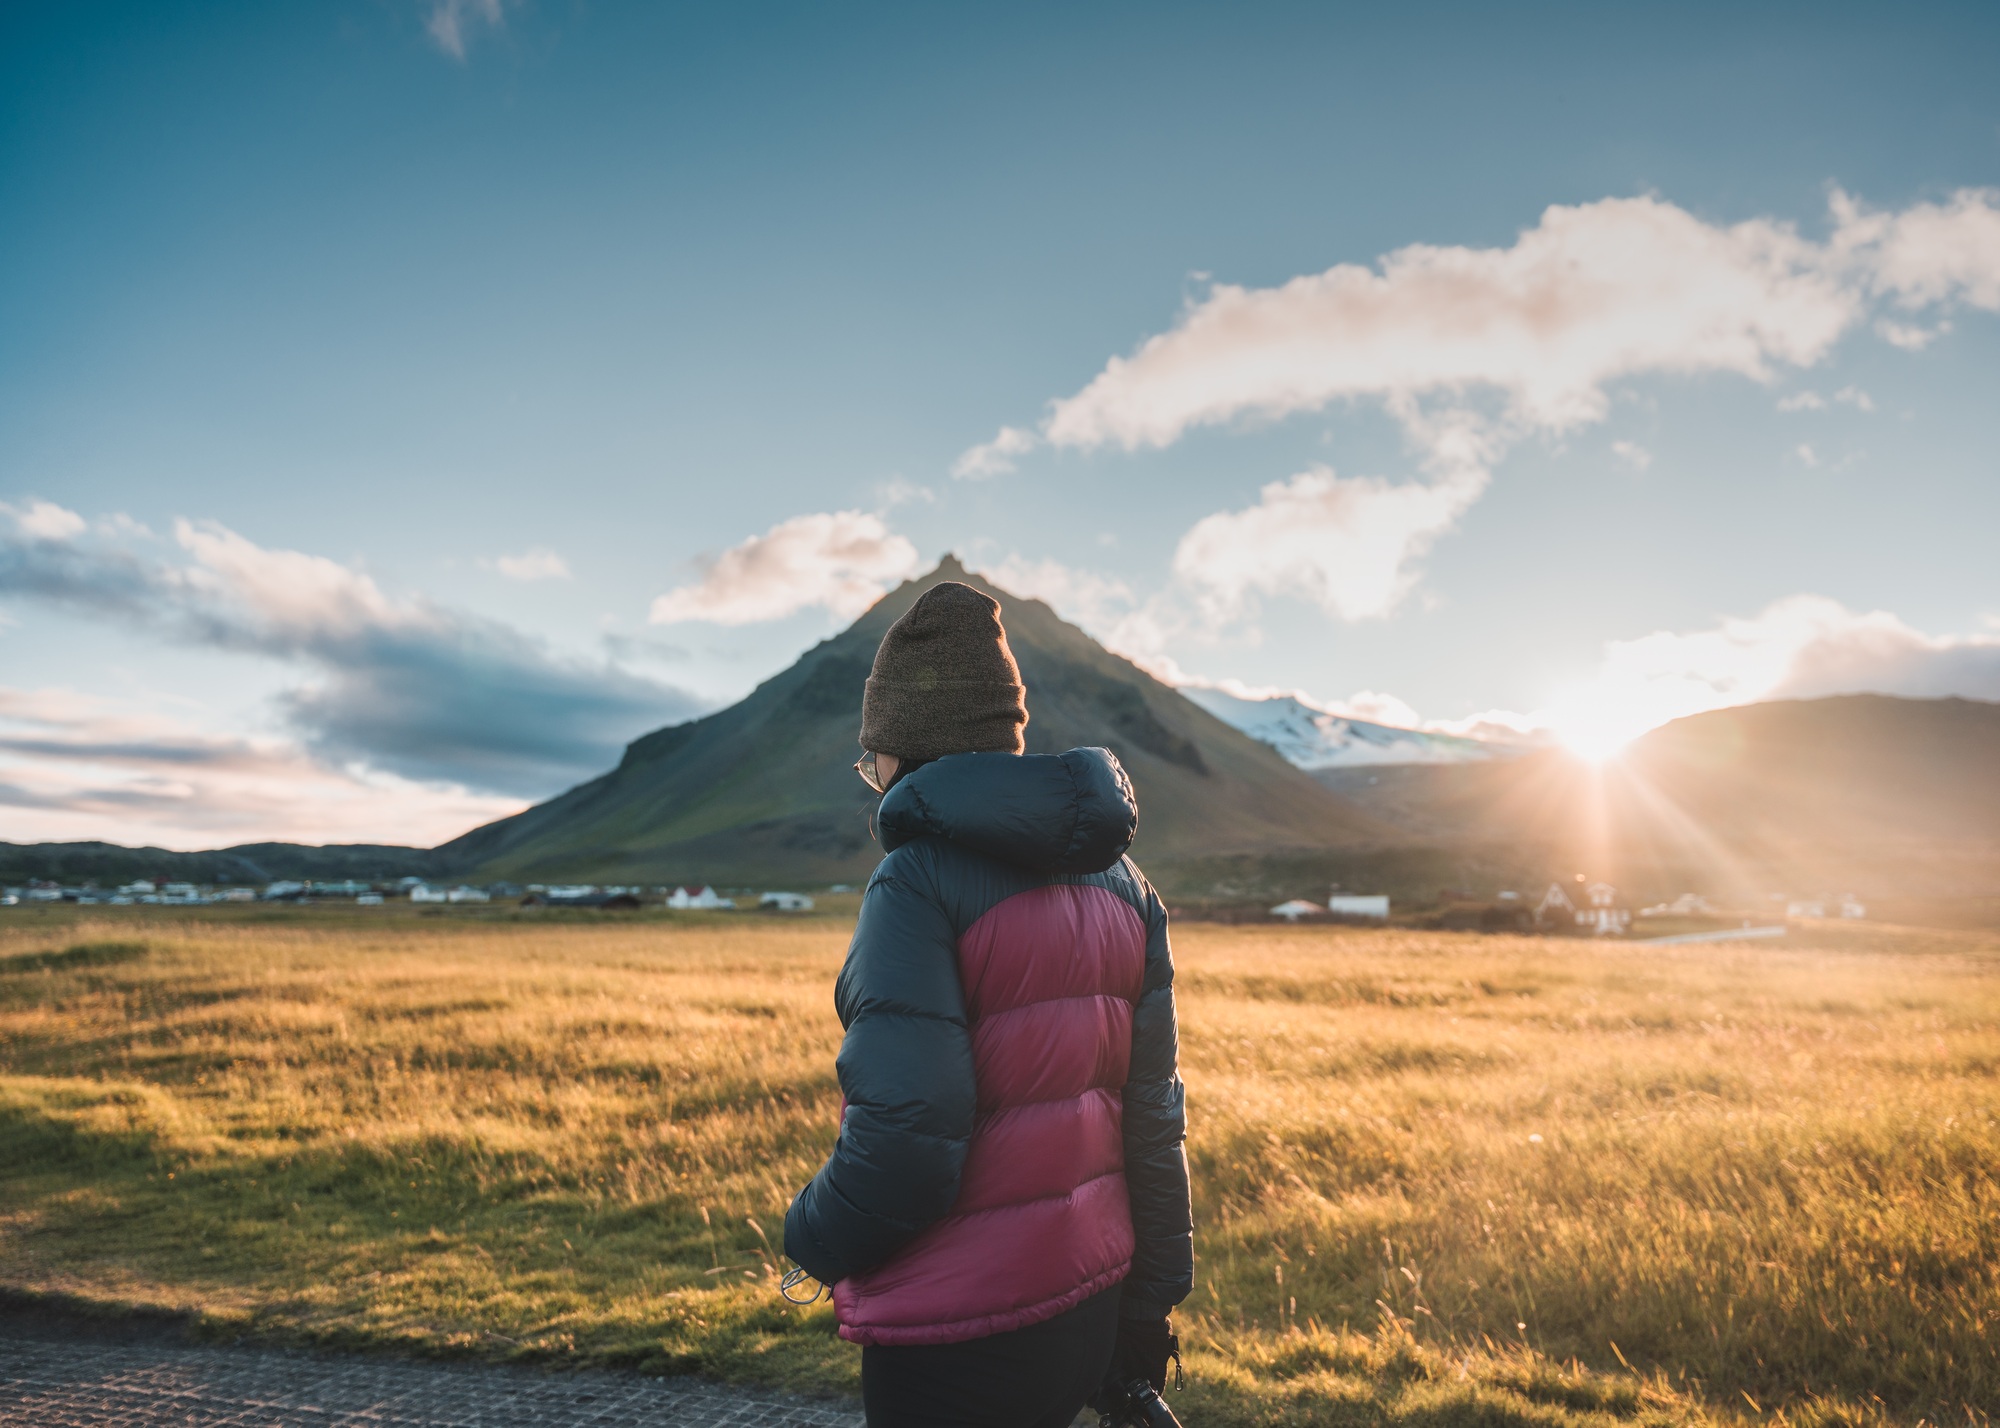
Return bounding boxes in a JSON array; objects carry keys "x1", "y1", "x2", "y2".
[
  {"x1": 1034, "y1": 195, "x2": 1863, "y2": 456},
  {"x1": 648, "y1": 511, "x2": 921, "y2": 626},
  {"x1": 1875, "y1": 317, "x2": 1948, "y2": 350},
  {"x1": 1779, "y1": 386, "x2": 1874, "y2": 414},
  {"x1": 0, "y1": 686, "x2": 521, "y2": 848},
  {"x1": 1172, "y1": 464, "x2": 1489, "y2": 622},
  {"x1": 952, "y1": 425, "x2": 1037, "y2": 480},
  {"x1": 876, "y1": 477, "x2": 937, "y2": 507},
  {"x1": 1832, "y1": 187, "x2": 2000, "y2": 311},
  {"x1": 967, "y1": 553, "x2": 1193, "y2": 681},
  {"x1": 977, "y1": 555, "x2": 1137, "y2": 630},
  {"x1": 1610, "y1": 440, "x2": 1653, "y2": 469},
  {"x1": 490, "y1": 548, "x2": 572, "y2": 581},
  {"x1": 0, "y1": 516, "x2": 700, "y2": 795},
  {"x1": 952, "y1": 188, "x2": 2000, "y2": 624},
  {"x1": 424, "y1": 0, "x2": 505, "y2": 59},
  {"x1": 1794, "y1": 443, "x2": 1820, "y2": 468},
  {"x1": 1017, "y1": 188, "x2": 1999, "y2": 461},
  {"x1": 4, "y1": 499, "x2": 88, "y2": 542}
]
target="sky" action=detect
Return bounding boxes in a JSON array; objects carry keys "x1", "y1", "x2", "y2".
[{"x1": 3, "y1": 0, "x2": 1999, "y2": 848}]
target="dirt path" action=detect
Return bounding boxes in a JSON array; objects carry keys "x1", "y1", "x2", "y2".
[{"x1": 0, "y1": 1323, "x2": 866, "y2": 1427}]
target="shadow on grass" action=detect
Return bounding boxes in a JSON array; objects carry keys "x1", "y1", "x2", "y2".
[{"x1": 0, "y1": 941, "x2": 150, "y2": 975}]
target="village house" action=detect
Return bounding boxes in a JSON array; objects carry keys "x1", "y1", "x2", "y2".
[
  {"x1": 667, "y1": 885, "x2": 731, "y2": 909},
  {"x1": 1535, "y1": 879, "x2": 1631, "y2": 935}
]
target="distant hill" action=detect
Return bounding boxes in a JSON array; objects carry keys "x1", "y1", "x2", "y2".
[
  {"x1": 437, "y1": 557, "x2": 1402, "y2": 888},
  {"x1": 1181, "y1": 686, "x2": 1513, "y2": 768},
  {"x1": 0, "y1": 840, "x2": 449, "y2": 888},
  {"x1": 1315, "y1": 694, "x2": 2000, "y2": 901}
]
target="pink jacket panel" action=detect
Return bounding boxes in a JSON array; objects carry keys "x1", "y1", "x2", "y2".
[
  {"x1": 949, "y1": 1086, "x2": 1124, "y2": 1215},
  {"x1": 969, "y1": 994, "x2": 1132, "y2": 1111},
  {"x1": 958, "y1": 883, "x2": 1147, "y2": 1018},
  {"x1": 835, "y1": 882, "x2": 1149, "y2": 1345},
  {"x1": 835, "y1": 1169, "x2": 1136, "y2": 1345}
]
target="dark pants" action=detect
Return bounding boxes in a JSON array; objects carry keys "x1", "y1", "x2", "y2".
[{"x1": 860, "y1": 1286, "x2": 1120, "y2": 1428}]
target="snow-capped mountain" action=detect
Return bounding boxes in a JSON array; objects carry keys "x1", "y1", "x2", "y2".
[{"x1": 1181, "y1": 687, "x2": 1512, "y2": 769}]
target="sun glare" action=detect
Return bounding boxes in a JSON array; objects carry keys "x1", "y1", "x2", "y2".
[
  {"x1": 1540, "y1": 685, "x2": 1692, "y2": 763},
  {"x1": 1555, "y1": 721, "x2": 1634, "y2": 763}
]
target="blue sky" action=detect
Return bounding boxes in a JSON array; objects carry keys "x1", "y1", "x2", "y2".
[{"x1": 3, "y1": 1, "x2": 1998, "y2": 846}]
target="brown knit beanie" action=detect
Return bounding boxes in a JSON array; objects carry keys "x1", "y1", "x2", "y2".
[{"x1": 859, "y1": 582, "x2": 1028, "y2": 759}]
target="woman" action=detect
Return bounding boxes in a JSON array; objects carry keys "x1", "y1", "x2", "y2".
[{"x1": 784, "y1": 580, "x2": 1193, "y2": 1428}]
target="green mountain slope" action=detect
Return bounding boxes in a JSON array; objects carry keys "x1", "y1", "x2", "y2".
[{"x1": 438, "y1": 557, "x2": 1398, "y2": 886}]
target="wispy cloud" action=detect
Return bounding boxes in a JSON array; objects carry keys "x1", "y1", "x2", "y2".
[
  {"x1": 1833, "y1": 186, "x2": 2000, "y2": 310},
  {"x1": 1172, "y1": 464, "x2": 1488, "y2": 622},
  {"x1": 0, "y1": 686, "x2": 522, "y2": 849},
  {"x1": 978, "y1": 554, "x2": 1138, "y2": 631},
  {"x1": 952, "y1": 425, "x2": 1037, "y2": 480},
  {"x1": 1779, "y1": 385, "x2": 1873, "y2": 414},
  {"x1": 488, "y1": 548, "x2": 571, "y2": 581},
  {"x1": 0, "y1": 504, "x2": 703, "y2": 797},
  {"x1": 649, "y1": 511, "x2": 920, "y2": 626},
  {"x1": 423, "y1": 0, "x2": 506, "y2": 60},
  {"x1": 1610, "y1": 440, "x2": 1653, "y2": 470},
  {"x1": 0, "y1": 499, "x2": 88, "y2": 542}
]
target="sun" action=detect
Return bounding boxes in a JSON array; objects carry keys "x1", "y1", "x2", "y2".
[{"x1": 1554, "y1": 718, "x2": 1636, "y2": 764}]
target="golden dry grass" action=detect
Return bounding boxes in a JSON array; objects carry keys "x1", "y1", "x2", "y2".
[{"x1": 1, "y1": 905, "x2": 1995, "y2": 1427}]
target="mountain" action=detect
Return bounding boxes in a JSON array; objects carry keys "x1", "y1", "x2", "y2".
[
  {"x1": 438, "y1": 557, "x2": 1404, "y2": 889},
  {"x1": 1181, "y1": 686, "x2": 1512, "y2": 768},
  {"x1": 1315, "y1": 694, "x2": 2000, "y2": 903}
]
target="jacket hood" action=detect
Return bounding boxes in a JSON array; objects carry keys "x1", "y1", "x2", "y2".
[{"x1": 876, "y1": 747, "x2": 1137, "y2": 874}]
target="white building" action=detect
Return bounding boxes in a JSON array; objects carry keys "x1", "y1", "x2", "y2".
[
  {"x1": 1581, "y1": 882, "x2": 1631, "y2": 936},
  {"x1": 668, "y1": 885, "x2": 728, "y2": 909},
  {"x1": 1269, "y1": 899, "x2": 1323, "y2": 922},
  {"x1": 446, "y1": 886, "x2": 490, "y2": 903},
  {"x1": 759, "y1": 891, "x2": 816, "y2": 912},
  {"x1": 1326, "y1": 894, "x2": 1390, "y2": 920},
  {"x1": 408, "y1": 884, "x2": 448, "y2": 903}
]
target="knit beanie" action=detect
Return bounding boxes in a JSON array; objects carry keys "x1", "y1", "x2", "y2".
[{"x1": 859, "y1": 582, "x2": 1028, "y2": 759}]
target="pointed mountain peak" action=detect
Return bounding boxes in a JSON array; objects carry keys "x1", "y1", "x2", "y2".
[{"x1": 440, "y1": 544, "x2": 1396, "y2": 886}]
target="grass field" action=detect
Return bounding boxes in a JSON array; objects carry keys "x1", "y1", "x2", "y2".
[{"x1": 1, "y1": 905, "x2": 1995, "y2": 1427}]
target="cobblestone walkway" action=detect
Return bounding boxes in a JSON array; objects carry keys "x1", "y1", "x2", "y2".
[{"x1": 0, "y1": 1332, "x2": 867, "y2": 1427}]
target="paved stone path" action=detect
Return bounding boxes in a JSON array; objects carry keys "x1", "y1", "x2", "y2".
[{"x1": 0, "y1": 1331, "x2": 867, "y2": 1427}]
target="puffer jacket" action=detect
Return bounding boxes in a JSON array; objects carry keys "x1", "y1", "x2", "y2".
[{"x1": 783, "y1": 747, "x2": 1193, "y2": 1347}]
